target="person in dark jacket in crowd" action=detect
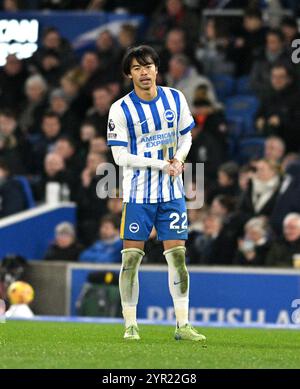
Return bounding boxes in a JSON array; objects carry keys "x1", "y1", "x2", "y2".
[
  {"x1": 270, "y1": 161, "x2": 300, "y2": 235},
  {"x1": 44, "y1": 222, "x2": 83, "y2": 261},
  {"x1": 49, "y1": 88, "x2": 80, "y2": 139},
  {"x1": 19, "y1": 74, "x2": 49, "y2": 134},
  {"x1": 85, "y1": 86, "x2": 113, "y2": 137},
  {"x1": 33, "y1": 152, "x2": 75, "y2": 202},
  {"x1": 143, "y1": 227, "x2": 165, "y2": 264},
  {"x1": 207, "y1": 161, "x2": 239, "y2": 204},
  {"x1": 188, "y1": 212, "x2": 225, "y2": 265},
  {"x1": 266, "y1": 213, "x2": 300, "y2": 267},
  {"x1": 256, "y1": 64, "x2": 300, "y2": 152},
  {"x1": 238, "y1": 158, "x2": 282, "y2": 221},
  {"x1": 232, "y1": 8, "x2": 268, "y2": 76},
  {"x1": 235, "y1": 216, "x2": 271, "y2": 266},
  {"x1": 76, "y1": 152, "x2": 108, "y2": 245},
  {"x1": 250, "y1": 28, "x2": 291, "y2": 97},
  {"x1": 79, "y1": 215, "x2": 122, "y2": 263},
  {"x1": 0, "y1": 54, "x2": 28, "y2": 112},
  {"x1": 210, "y1": 195, "x2": 245, "y2": 263},
  {"x1": 30, "y1": 111, "x2": 63, "y2": 174},
  {"x1": 0, "y1": 159, "x2": 27, "y2": 218}
]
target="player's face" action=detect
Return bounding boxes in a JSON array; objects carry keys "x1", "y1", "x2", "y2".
[{"x1": 129, "y1": 58, "x2": 157, "y2": 90}]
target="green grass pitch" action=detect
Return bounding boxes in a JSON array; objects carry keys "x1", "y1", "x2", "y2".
[{"x1": 0, "y1": 321, "x2": 300, "y2": 369}]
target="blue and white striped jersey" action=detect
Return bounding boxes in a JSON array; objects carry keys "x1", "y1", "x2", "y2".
[{"x1": 107, "y1": 86, "x2": 195, "y2": 203}]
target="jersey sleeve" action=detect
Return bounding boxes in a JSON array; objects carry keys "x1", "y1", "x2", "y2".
[
  {"x1": 107, "y1": 102, "x2": 129, "y2": 147},
  {"x1": 178, "y1": 91, "x2": 195, "y2": 136}
]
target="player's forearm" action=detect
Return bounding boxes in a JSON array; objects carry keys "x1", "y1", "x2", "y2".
[
  {"x1": 111, "y1": 146, "x2": 169, "y2": 170},
  {"x1": 174, "y1": 130, "x2": 192, "y2": 163}
]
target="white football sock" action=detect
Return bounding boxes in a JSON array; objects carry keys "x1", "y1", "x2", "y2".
[
  {"x1": 164, "y1": 246, "x2": 189, "y2": 328},
  {"x1": 119, "y1": 248, "x2": 144, "y2": 328}
]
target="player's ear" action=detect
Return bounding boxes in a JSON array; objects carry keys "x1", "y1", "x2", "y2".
[{"x1": 127, "y1": 73, "x2": 133, "y2": 79}]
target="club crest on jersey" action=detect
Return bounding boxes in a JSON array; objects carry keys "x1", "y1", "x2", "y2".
[
  {"x1": 164, "y1": 109, "x2": 176, "y2": 123},
  {"x1": 108, "y1": 119, "x2": 115, "y2": 131},
  {"x1": 129, "y1": 223, "x2": 140, "y2": 233}
]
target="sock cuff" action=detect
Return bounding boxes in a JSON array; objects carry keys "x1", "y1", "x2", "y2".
[
  {"x1": 121, "y1": 248, "x2": 145, "y2": 256},
  {"x1": 163, "y1": 245, "x2": 186, "y2": 257}
]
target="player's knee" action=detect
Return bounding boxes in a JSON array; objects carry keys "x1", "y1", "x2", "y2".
[{"x1": 121, "y1": 248, "x2": 145, "y2": 269}]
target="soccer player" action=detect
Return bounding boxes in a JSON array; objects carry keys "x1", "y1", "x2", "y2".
[{"x1": 107, "y1": 45, "x2": 206, "y2": 342}]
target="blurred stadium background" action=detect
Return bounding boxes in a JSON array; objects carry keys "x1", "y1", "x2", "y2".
[{"x1": 0, "y1": 0, "x2": 300, "y2": 330}]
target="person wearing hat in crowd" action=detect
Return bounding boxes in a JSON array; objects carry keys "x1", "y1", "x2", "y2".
[{"x1": 43, "y1": 222, "x2": 83, "y2": 261}]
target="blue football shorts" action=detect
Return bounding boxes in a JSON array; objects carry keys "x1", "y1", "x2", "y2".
[{"x1": 120, "y1": 197, "x2": 188, "y2": 241}]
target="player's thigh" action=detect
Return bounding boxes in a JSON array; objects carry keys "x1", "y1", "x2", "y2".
[
  {"x1": 120, "y1": 202, "x2": 157, "y2": 243},
  {"x1": 155, "y1": 197, "x2": 188, "y2": 241},
  {"x1": 123, "y1": 240, "x2": 145, "y2": 250}
]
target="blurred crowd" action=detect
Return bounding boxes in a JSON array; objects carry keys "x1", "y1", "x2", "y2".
[{"x1": 1, "y1": 0, "x2": 300, "y2": 267}]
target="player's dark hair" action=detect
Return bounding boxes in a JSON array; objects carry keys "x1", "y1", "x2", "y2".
[
  {"x1": 42, "y1": 111, "x2": 60, "y2": 121},
  {"x1": 122, "y1": 45, "x2": 160, "y2": 76}
]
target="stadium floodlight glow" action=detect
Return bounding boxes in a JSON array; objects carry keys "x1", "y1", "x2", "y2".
[{"x1": 0, "y1": 19, "x2": 39, "y2": 66}]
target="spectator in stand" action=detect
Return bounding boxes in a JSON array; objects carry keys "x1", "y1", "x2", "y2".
[
  {"x1": 211, "y1": 195, "x2": 244, "y2": 263},
  {"x1": 0, "y1": 54, "x2": 28, "y2": 112},
  {"x1": 250, "y1": 28, "x2": 291, "y2": 97},
  {"x1": 270, "y1": 161, "x2": 300, "y2": 235},
  {"x1": 19, "y1": 74, "x2": 48, "y2": 134},
  {"x1": 2, "y1": 0, "x2": 24, "y2": 11},
  {"x1": 107, "y1": 189, "x2": 123, "y2": 221},
  {"x1": 266, "y1": 213, "x2": 300, "y2": 267},
  {"x1": 165, "y1": 54, "x2": 217, "y2": 107},
  {"x1": 44, "y1": 222, "x2": 83, "y2": 261},
  {"x1": 54, "y1": 136, "x2": 83, "y2": 177},
  {"x1": 188, "y1": 98, "x2": 227, "y2": 181},
  {"x1": 232, "y1": 8, "x2": 268, "y2": 76},
  {"x1": 79, "y1": 215, "x2": 122, "y2": 263},
  {"x1": 280, "y1": 16, "x2": 300, "y2": 46},
  {"x1": 159, "y1": 28, "x2": 196, "y2": 75},
  {"x1": 95, "y1": 29, "x2": 118, "y2": 73},
  {"x1": 85, "y1": 87, "x2": 113, "y2": 137},
  {"x1": 60, "y1": 70, "x2": 89, "y2": 118},
  {"x1": 238, "y1": 158, "x2": 282, "y2": 221},
  {"x1": 49, "y1": 88, "x2": 80, "y2": 138},
  {"x1": 30, "y1": 27, "x2": 76, "y2": 75},
  {"x1": 146, "y1": 0, "x2": 200, "y2": 46},
  {"x1": 188, "y1": 212, "x2": 225, "y2": 265},
  {"x1": 30, "y1": 111, "x2": 63, "y2": 174},
  {"x1": 238, "y1": 164, "x2": 254, "y2": 194},
  {"x1": 195, "y1": 17, "x2": 235, "y2": 77},
  {"x1": 33, "y1": 152, "x2": 74, "y2": 201},
  {"x1": 264, "y1": 136, "x2": 286, "y2": 163},
  {"x1": 79, "y1": 51, "x2": 117, "y2": 104},
  {"x1": 0, "y1": 110, "x2": 28, "y2": 174},
  {"x1": 36, "y1": 49, "x2": 64, "y2": 88},
  {"x1": 89, "y1": 136, "x2": 111, "y2": 162},
  {"x1": 0, "y1": 159, "x2": 27, "y2": 218},
  {"x1": 76, "y1": 152, "x2": 108, "y2": 245},
  {"x1": 235, "y1": 216, "x2": 271, "y2": 266},
  {"x1": 207, "y1": 162, "x2": 239, "y2": 204},
  {"x1": 78, "y1": 121, "x2": 97, "y2": 161},
  {"x1": 255, "y1": 64, "x2": 300, "y2": 152}
]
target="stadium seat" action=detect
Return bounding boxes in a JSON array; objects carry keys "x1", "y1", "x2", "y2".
[
  {"x1": 236, "y1": 76, "x2": 252, "y2": 95},
  {"x1": 14, "y1": 176, "x2": 36, "y2": 209},
  {"x1": 210, "y1": 74, "x2": 235, "y2": 102},
  {"x1": 225, "y1": 95, "x2": 259, "y2": 135},
  {"x1": 237, "y1": 137, "x2": 265, "y2": 164}
]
